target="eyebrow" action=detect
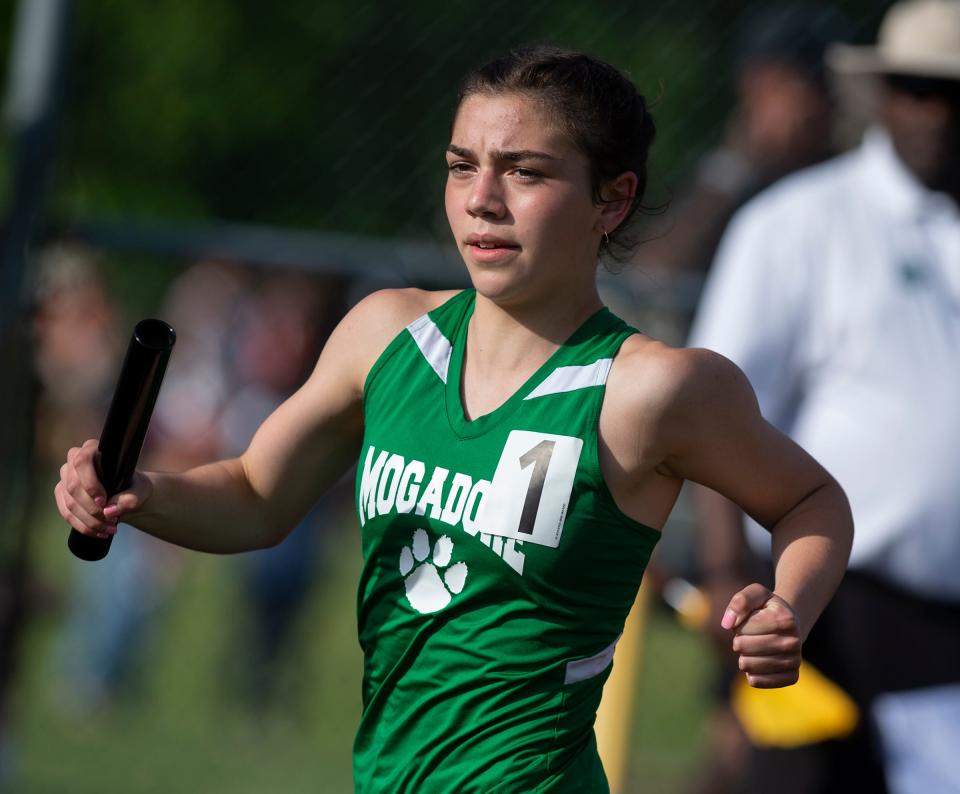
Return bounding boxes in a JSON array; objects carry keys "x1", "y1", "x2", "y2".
[{"x1": 446, "y1": 144, "x2": 558, "y2": 162}]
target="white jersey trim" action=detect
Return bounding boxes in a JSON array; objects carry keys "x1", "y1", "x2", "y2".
[
  {"x1": 524, "y1": 358, "x2": 613, "y2": 400},
  {"x1": 406, "y1": 314, "x2": 452, "y2": 384},
  {"x1": 564, "y1": 633, "x2": 621, "y2": 685}
]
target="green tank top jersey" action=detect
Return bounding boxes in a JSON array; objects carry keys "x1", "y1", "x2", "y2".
[{"x1": 353, "y1": 289, "x2": 660, "y2": 792}]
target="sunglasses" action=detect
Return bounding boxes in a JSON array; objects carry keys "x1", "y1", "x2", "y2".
[{"x1": 884, "y1": 73, "x2": 960, "y2": 106}]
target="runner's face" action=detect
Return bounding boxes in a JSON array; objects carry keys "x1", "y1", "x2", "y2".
[{"x1": 445, "y1": 93, "x2": 602, "y2": 304}]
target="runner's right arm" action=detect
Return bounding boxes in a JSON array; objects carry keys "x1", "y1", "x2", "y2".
[{"x1": 54, "y1": 289, "x2": 439, "y2": 553}]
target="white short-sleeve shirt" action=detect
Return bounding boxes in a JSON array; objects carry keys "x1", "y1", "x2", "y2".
[{"x1": 689, "y1": 128, "x2": 960, "y2": 602}]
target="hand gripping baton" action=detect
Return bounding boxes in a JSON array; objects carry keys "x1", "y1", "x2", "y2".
[{"x1": 67, "y1": 319, "x2": 176, "y2": 561}]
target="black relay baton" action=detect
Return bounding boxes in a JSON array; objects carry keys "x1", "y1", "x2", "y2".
[{"x1": 68, "y1": 319, "x2": 176, "y2": 561}]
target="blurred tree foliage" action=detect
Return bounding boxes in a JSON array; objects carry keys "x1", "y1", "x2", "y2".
[{"x1": 3, "y1": 1, "x2": 886, "y2": 241}]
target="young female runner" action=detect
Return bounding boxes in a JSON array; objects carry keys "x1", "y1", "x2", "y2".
[{"x1": 56, "y1": 47, "x2": 853, "y2": 792}]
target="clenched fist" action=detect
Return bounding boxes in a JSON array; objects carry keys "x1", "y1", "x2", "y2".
[{"x1": 721, "y1": 583, "x2": 802, "y2": 688}]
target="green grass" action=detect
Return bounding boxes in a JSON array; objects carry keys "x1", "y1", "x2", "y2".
[
  {"x1": 629, "y1": 607, "x2": 713, "y2": 792},
  {"x1": 10, "y1": 501, "x2": 711, "y2": 793}
]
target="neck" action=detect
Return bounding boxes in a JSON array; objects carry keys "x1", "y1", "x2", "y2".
[
  {"x1": 468, "y1": 284, "x2": 603, "y2": 373},
  {"x1": 457, "y1": 283, "x2": 603, "y2": 420},
  {"x1": 884, "y1": 124, "x2": 960, "y2": 206}
]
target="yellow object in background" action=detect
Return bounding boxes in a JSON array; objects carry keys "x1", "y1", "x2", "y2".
[
  {"x1": 731, "y1": 660, "x2": 859, "y2": 747},
  {"x1": 661, "y1": 577, "x2": 710, "y2": 630},
  {"x1": 662, "y1": 577, "x2": 860, "y2": 748},
  {"x1": 596, "y1": 583, "x2": 650, "y2": 794}
]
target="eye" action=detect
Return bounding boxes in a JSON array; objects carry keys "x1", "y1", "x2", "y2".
[
  {"x1": 447, "y1": 161, "x2": 475, "y2": 177},
  {"x1": 511, "y1": 167, "x2": 542, "y2": 182}
]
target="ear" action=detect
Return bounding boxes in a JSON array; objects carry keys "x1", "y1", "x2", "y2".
[{"x1": 595, "y1": 171, "x2": 638, "y2": 235}]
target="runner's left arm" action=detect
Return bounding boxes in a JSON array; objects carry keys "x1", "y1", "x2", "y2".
[{"x1": 654, "y1": 347, "x2": 853, "y2": 687}]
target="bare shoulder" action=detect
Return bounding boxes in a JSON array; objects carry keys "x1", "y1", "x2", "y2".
[
  {"x1": 339, "y1": 287, "x2": 459, "y2": 341},
  {"x1": 605, "y1": 336, "x2": 758, "y2": 456},
  {"x1": 610, "y1": 337, "x2": 752, "y2": 404},
  {"x1": 324, "y1": 288, "x2": 462, "y2": 393}
]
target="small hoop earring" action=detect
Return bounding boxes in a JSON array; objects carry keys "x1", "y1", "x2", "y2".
[{"x1": 602, "y1": 229, "x2": 610, "y2": 247}]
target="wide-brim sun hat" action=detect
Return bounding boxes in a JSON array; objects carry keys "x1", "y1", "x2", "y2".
[{"x1": 827, "y1": 0, "x2": 960, "y2": 80}]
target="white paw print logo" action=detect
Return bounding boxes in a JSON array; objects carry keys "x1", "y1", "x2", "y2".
[{"x1": 399, "y1": 528, "x2": 468, "y2": 614}]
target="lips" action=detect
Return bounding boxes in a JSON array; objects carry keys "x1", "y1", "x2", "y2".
[
  {"x1": 464, "y1": 235, "x2": 520, "y2": 264},
  {"x1": 465, "y1": 234, "x2": 519, "y2": 250}
]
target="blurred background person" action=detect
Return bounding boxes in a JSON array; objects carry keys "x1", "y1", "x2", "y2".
[
  {"x1": 627, "y1": 3, "x2": 847, "y2": 794},
  {"x1": 618, "y1": 10, "x2": 847, "y2": 792},
  {"x1": 607, "y1": 4, "x2": 846, "y2": 380},
  {"x1": 31, "y1": 244, "x2": 164, "y2": 713},
  {"x1": 689, "y1": 1, "x2": 960, "y2": 792},
  {"x1": 32, "y1": 245, "x2": 123, "y2": 468},
  {"x1": 637, "y1": 4, "x2": 844, "y2": 279},
  {"x1": 52, "y1": 258, "x2": 349, "y2": 715},
  {"x1": 50, "y1": 260, "x2": 250, "y2": 712},
  {"x1": 217, "y1": 271, "x2": 347, "y2": 711}
]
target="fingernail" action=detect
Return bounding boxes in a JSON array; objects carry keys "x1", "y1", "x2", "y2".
[
  {"x1": 103, "y1": 505, "x2": 120, "y2": 519},
  {"x1": 721, "y1": 609, "x2": 737, "y2": 630},
  {"x1": 94, "y1": 496, "x2": 106, "y2": 508}
]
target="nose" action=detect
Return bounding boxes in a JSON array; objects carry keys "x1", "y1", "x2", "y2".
[{"x1": 467, "y1": 170, "x2": 506, "y2": 220}]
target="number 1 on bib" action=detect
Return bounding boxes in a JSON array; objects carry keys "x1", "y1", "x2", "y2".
[{"x1": 479, "y1": 430, "x2": 583, "y2": 548}]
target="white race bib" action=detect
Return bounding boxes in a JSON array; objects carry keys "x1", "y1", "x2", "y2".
[{"x1": 478, "y1": 430, "x2": 583, "y2": 548}]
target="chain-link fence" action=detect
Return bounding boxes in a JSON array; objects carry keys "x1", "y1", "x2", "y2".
[{"x1": 49, "y1": 2, "x2": 884, "y2": 235}]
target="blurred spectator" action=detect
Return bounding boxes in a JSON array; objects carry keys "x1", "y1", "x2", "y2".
[
  {"x1": 33, "y1": 244, "x2": 122, "y2": 467},
  {"x1": 638, "y1": 4, "x2": 843, "y2": 277},
  {"x1": 50, "y1": 258, "x2": 349, "y2": 714},
  {"x1": 48, "y1": 259, "x2": 252, "y2": 711},
  {"x1": 690, "y1": 1, "x2": 960, "y2": 792},
  {"x1": 606, "y1": 4, "x2": 846, "y2": 376},
  {"x1": 150, "y1": 260, "x2": 252, "y2": 470},
  {"x1": 218, "y1": 273, "x2": 338, "y2": 708},
  {"x1": 616, "y1": 9, "x2": 845, "y2": 793},
  {"x1": 2, "y1": 245, "x2": 122, "y2": 780}
]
